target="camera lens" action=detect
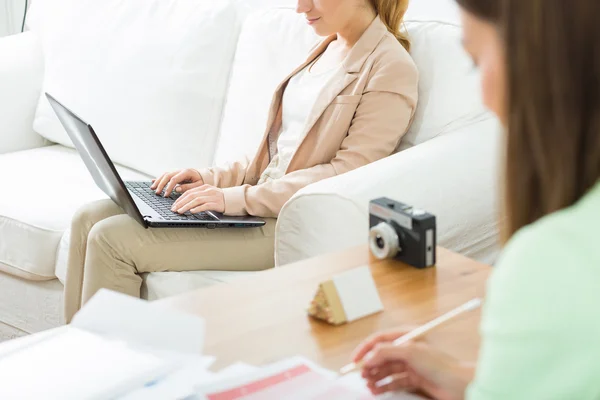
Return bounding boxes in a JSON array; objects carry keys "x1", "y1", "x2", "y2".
[{"x1": 369, "y1": 222, "x2": 401, "y2": 260}]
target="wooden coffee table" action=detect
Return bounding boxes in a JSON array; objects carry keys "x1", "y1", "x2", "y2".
[{"x1": 162, "y1": 245, "x2": 492, "y2": 370}]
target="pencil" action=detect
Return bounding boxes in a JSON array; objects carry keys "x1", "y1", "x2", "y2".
[{"x1": 339, "y1": 297, "x2": 483, "y2": 375}]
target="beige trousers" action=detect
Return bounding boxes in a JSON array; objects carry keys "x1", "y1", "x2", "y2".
[{"x1": 64, "y1": 199, "x2": 276, "y2": 322}]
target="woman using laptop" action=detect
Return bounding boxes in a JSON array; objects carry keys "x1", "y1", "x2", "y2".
[
  {"x1": 352, "y1": 0, "x2": 600, "y2": 398},
  {"x1": 63, "y1": 0, "x2": 419, "y2": 321}
]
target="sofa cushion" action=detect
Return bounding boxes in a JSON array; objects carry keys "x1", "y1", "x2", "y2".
[
  {"x1": 0, "y1": 272, "x2": 64, "y2": 335},
  {"x1": 404, "y1": 0, "x2": 460, "y2": 23},
  {"x1": 214, "y1": 7, "x2": 318, "y2": 166},
  {"x1": 0, "y1": 145, "x2": 148, "y2": 280},
  {"x1": 0, "y1": 32, "x2": 47, "y2": 156},
  {"x1": 277, "y1": 117, "x2": 501, "y2": 267},
  {"x1": 400, "y1": 20, "x2": 491, "y2": 149},
  {"x1": 27, "y1": 0, "x2": 243, "y2": 177},
  {"x1": 141, "y1": 270, "x2": 260, "y2": 301}
]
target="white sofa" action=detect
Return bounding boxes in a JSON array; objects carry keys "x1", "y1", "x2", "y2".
[{"x1": 0, "y1": 0, "x2": 500, "y2": 340}]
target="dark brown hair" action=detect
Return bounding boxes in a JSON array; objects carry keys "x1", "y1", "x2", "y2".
[{"x1": 456, "y1": 0, "x2": 600, "y2": 242}]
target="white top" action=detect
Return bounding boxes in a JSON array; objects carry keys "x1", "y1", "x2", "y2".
[{"x1": 258, "y1": 61, "x2": 340, "y2": 184}]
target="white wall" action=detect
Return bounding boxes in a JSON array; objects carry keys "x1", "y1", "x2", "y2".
[
  {"x1": 248, "y1": 0, "x2": 461, "y2": 24},
  {"x1": 0, "y1": 0, "x2": 27, "y2": 37},
  {"x1": 0, "y1": 0, "x2": 460, "y2": 38}
]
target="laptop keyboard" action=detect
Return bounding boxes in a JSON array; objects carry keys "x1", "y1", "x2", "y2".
[{"x1": 125, "y1": 181, "x2": 216, "y2": 221}]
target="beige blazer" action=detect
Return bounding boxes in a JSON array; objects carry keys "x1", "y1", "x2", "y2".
[{"x1": 199, "y1": 17, "x2": 419, "y2": 218}]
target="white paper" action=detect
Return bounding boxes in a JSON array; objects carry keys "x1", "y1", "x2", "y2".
[
  {"x1": 72, "y1": 289, "x2": 205, "y2": 354},
  {"x1": 119, "y1": 356, "x2": 217, "y2": 400},
  {"x1": 0, "y1": 290, "x2": 208, "y2": 400},
  {"x1": 332, "y1": 266, "x2": 384, "y2": 322},
  {"x1": 0, "y1": 326, "x2": 66, "y2": 358},
  {"x1": 195, "y1": 356, "x2": 371, "y2": 400},
  {"x1": 0, "y1": 328, "x2": 173, "y2": 400},
  {"x1": 215, "y1": 362, "x2": 260, "y2": 379},
  {"x1": 337, "y1": 372, "x2": 427, "y2": 399}
]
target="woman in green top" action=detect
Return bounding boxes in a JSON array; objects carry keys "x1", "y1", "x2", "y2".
[{"x1": 351, "y1": 0, "x2": 600, "y2": 398}]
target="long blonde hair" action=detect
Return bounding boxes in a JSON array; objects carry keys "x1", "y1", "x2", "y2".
[{"x1": 369, "y1": 0, "x2": 411, "y2": 51}]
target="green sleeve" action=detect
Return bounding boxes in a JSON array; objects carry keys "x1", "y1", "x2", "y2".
[{"x1": 466, "y1": 226, "x2": 600, "y2": 399}]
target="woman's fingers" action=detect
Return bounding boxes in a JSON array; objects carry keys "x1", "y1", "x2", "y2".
[
  {"x1": 152, "y1": 173, "x2": 168, "y2": 192},
  {"x1": 352, "y1": 329, "x2": 411, "y2": 363},
  {"x1": 172, "y1": 187, "x2": 199, "y2": 209},
  {"x1": 163, "y1": 170, "x2": 192, "y2": 197},
  {"x1": 174, "y1": 196, "x2": 205, "y2": 214},
  {"x1": 175, "y1": 170, "x2": 204, "y2": 193},
  {"x1": 367, "y1": 373, "x2": 414, "y2": 395},
  {"x1": 363, "y1": 342, "x2": 445, "y2": 397},
  {"x1": 363, "y1": 342, "x2": 414, "y2": 369},
  {"x1": 154, "y1": 172, "x2": 176, "y2": 194},
  {"x1": 172, "y1": 186, "x2": 208, "y2": 210},
  {"x1": 361, "y1": 341, "x2": 469, "y2": 400},
  {"x1": 175, "y1": 194, "x2": 217, "y2": 214},
  {"x1": 152, "y1": 168, "x2": 202, "y2": 193},
  {"x1": 190, "y1": 203, "x2": 218, "y2": 214},
  {"x1": 150, "y1": 173, "x2": 166, "y2": 190},
  {"x1": 363, "y1": 361, "x2": 407, "y2": 382},
  {"x1": 176, "y1": 181, "x2": 205, "y2": 193},
  {"x1": 172, "y1": 190, "x2": 190, "y2": 210},
  {"x1": 169, "y1": 185, "x2": 223, "y2": 214}
]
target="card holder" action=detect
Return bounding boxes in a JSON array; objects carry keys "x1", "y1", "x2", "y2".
[{"x1": 308, "y1": 266, "x2": 384, "y2": 326}]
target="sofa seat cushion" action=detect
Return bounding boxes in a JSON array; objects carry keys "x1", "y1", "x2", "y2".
[
  {"x1": 0, "y1": 145, "x2": 149, "y2": 280},
  {"x1": 141, "y1": 270, "x2": 260, "y2": 301},
  {"x1": 0, "y1": 271, "x2": 64, "y2": 336}
]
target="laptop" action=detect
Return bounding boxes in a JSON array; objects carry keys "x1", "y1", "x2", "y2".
[{"x1": 46, "y1": 93, "x2": 265, "y2": 229}]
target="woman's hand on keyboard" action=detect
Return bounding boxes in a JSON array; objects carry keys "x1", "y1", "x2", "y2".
[
  {"x1": 171, "y1": 185, "x2": 225, "y2": 214},
  {"x1": 151, "y1": 169, "x2": 204, "y2": 197}
]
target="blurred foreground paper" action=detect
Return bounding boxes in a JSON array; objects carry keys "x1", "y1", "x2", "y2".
[
  {"x1": 195, "y1": 356, "x2": 426, "y2": 400},
  {"x1": 0, "y1": 289, "x2": 206, "y2": 400}
]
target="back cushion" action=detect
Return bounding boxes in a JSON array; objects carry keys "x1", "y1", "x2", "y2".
[
  {"x1": 27, "y1": 0, "x2": 243, "y2": 176},
  {"x1": 404, "y1": 0, "x2": 461, "y2": 24},
  {"x1": 400, "y1": 20, "x2": 491, "y2": 149},
  {"x1": 213, "y1": 8, "x2": 318, "y2": 166}
]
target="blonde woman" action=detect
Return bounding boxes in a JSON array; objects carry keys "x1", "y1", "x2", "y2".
[{"x1": 64, "y1": 0, "x2": 419, "y2": 321}]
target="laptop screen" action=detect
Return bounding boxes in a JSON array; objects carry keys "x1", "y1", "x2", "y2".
[{"x1": 45, "y1": 93, "x2": 147, "y2": 228}]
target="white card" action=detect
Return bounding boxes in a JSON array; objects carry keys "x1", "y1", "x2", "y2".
[
  {"x1": 332, "y1": 266, "x2": 384, "y2": 322},
  {"x1": 72, "y1": 289, "x2": 205, "y2": 354}
]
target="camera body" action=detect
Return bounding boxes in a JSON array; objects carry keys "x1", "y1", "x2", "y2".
[{"x1": 369, "y1": 197, "x2": 436, "y2": 269}]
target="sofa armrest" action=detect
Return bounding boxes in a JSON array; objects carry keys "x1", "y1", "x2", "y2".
[
  {"x1": 275, "y1": 118, "x2": 502, "y2": 267},
  {"x1": 0, "y1": 32, "x2": 47, "y2": 155}
]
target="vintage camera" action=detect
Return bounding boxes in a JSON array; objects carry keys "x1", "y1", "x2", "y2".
[{"x1": 369, "y1": 197, "x2": 436, "y2": 269}]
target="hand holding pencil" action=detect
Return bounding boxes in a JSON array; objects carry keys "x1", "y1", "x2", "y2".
[{"x1": 348, "y1": 298, "x2": 481, "y2": 398}]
